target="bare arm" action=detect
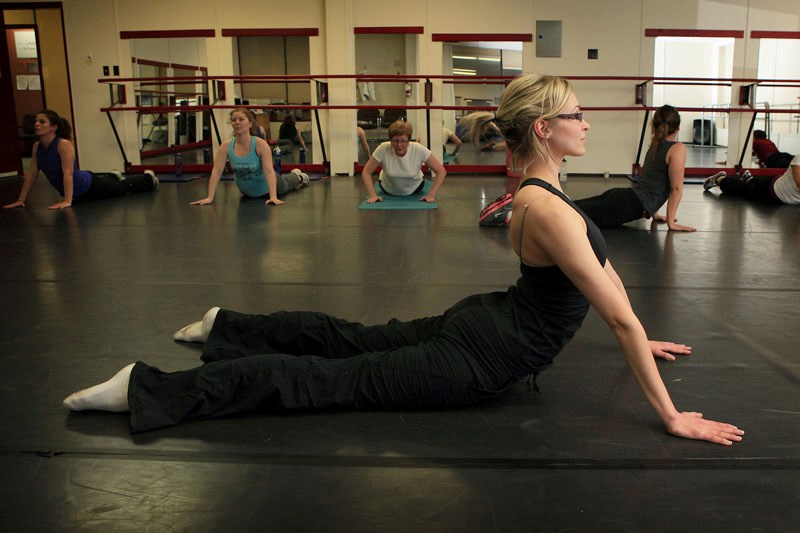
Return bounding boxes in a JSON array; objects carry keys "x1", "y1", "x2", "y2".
[
  {"x1": 448, "y1": 133, "x2": 462, "y2": 156},
  {"x1": 522, "y1": 197, "x2": 742, "y2": 444},
  {"x1": 361, "y1": 156, "x2": 382, "y2": 203},
  {"x1": 256, "y1": 138, "x2": 282, "y2": 206},
  {"x1": 662, "y1": 143, "x2": 695, "y2": 232},
  {"x1": 191, "y1": 141, "x2": 230, "y2": 205},
  {"x1": 421, "y1": 153, "x2": 447, "y2": 202},
  {"x1": 604, "y1": 259, "x2": 691, "y2": 361},
  {"x1": 3, "y1": 142, "x2": 40, "y2": 208},
  {"x1": 357, "y1": 128, "x2": 370, "y2": 156}
]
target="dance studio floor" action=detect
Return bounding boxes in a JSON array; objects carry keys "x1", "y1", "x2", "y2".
[{"x1": 0, "y1": 173, "x2": 798, "y2": 531}]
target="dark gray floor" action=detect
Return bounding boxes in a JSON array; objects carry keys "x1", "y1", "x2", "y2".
[{"x1": 1, "y1": 174, "x2": 798, "y2": 532}]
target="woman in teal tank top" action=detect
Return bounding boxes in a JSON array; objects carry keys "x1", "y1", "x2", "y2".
[{"x1": 191, "y1": 109, "x2": 308, "y2": 206}]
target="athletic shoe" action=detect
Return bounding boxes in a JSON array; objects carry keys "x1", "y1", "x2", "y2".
[
  {"x1": 112, "y1": 170, "x2": 124, "y2": 181},
  {"x1": 703, "y1": 171, "x2": 726, "y2": 190},
  {"x1": 291, "y1": 168, "x2": 310, "y2": 186},
  {"x1": 741, "y1": 170, "x2": 754, "y2": 183},
  {"x1": 479, "y1": 192, "x2": 513, "y2": 227},
  {"x1": 144, "y1": 169, "x2": 159, "y2": 190}
]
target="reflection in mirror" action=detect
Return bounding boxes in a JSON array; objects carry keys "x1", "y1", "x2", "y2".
[
  {"x1": 232, "y1": 36, "x2": 312, "y2": 164},
  {"x1": 443, "y1": 41, "x2": 521, "y2": 165},
  {"x1": 131, "y1": 37, "x2": 210, "y2": 165},
  {"x1": 355, "y1": 34, "x2": 418, "y2": 164},
  {"x1": 756, "y1": 38, "x2": 800, "y2": 151}
]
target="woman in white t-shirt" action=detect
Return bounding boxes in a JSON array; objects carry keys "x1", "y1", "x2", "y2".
[
  {"x1": 703, "y1": 155, "x2": 800, "y2": 205},
  {"x1": 361, "y1": 120, "x2": 447, "y2": 203}
]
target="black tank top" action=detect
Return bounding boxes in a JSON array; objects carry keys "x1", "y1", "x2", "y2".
[{"x1": 509, "y1": 178, "x2": 608, "y2": 372}]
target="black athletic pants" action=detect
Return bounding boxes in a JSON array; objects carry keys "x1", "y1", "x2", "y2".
[
  {"x1": 75, "y1": 172, "x2": 155, "y2": 202},
  {"x1": 128, "y1": 297, "x2": 531, "y2": 433},
  {"x1": 573, "y1": 188, "x2": 645, "y2": 227},
  {"x1": 719, "y1": 175, "x2": 782, "y2": 204}
]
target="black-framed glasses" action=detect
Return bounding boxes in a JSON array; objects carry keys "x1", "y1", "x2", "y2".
[{"x1": 554, "y1": 112, "x2": 584, "y2": 121}]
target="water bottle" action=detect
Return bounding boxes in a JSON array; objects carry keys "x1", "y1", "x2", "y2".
[
  {"x1": 299, "y1": 148, "x2": 306, "y2": 164},
  {"x1": 203, "y1": 148, "x2": 211, "y2": 164},
  {"x1": 272, "y1": 145, "x2": 282, "y2": 175},
  {"x1": 174, "y1": 152, "x2": 183, "y2": 178}
]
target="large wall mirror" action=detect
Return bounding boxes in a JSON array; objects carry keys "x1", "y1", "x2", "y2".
[
  {"x1": 232, "y1": 35, "x2": 312, "y2": 164},
  {"x1": 442, "y1": 41, "x2": 522, "y2": 165},
  {"x1": 131, "y1": 37, "x2": 209, "y2": 165},
  {"x1": 355, "y1": 33, "x2": 418, "y2": 164}
]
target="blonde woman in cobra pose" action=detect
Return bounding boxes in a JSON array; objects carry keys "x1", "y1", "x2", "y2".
[
  {"x1": 191, "y1": 108, "x2": 308, "y2": 207},
  {"x1": 63, "y1": 75, "x2": 743, "y2": 445}
]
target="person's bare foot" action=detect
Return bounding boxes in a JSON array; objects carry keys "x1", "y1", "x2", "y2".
[
  {"x1": 173, "y1": 307, "x2": 220, "y2": 343},
  {"x1": 63, "y1": 363, "x2": 134, "y2": 412}
]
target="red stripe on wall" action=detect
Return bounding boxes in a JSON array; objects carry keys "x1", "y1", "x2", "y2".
[
  {"x1": 354, "y1": 27, "x2": 424, "y2": 34},
  {"x1": 120, "y1": 29, "x2": 215, "y2": 39},
  {"x1": 432, "y1": 33, "x2": 532, "y2": 42},
  {"x1": 221, "y1": 28, "x2": 319, "y2": 37},
  {"x1": 644, "y1": 29, "x2": 743, "y2": 38},
  {"x1": 751, "y1": 31, "x2": 800, "y2": 39}
]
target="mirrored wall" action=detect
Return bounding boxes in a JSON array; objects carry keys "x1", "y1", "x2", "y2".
[
  {"x1": 355, "y1": 33, "x2": 418, "y2": 164},
  {"x1": 232, "y1": 35, "x2": 312, "y2": 164},
  {"x1": 443, "y1": 41, "x2": 522, "y2": 165},
  {"x1": 131, "y1": 37, "x2": 210, "y2": 165}
]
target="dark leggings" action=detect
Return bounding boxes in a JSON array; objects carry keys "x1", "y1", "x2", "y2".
[
  {"x1": 75, "y1": 172, "x2": 155, "y2": 202},
  {"x1": 719, "y1": 175, "x2": 782, "y2": 204},
  {"x1": 377, "y1": 179, "x2": 426, "y2": 196},
  {"x1": 573, "y1": 188, "x2": 645, "y2": 227},
  {"x1": 128, "y1": 298, "x2": 531, "y2": 433}
]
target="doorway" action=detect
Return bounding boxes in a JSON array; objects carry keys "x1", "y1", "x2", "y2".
[{"x1": 0, "y1": 3, "x2": 71, "y2": 177}]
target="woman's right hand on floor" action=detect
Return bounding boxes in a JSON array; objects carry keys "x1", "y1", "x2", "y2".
[
  {"x1": 3, "y1": 201, "x2": 25, "y2": 209},
  {"x1": 190, "y1": 198, "x2": 213, "y2": 206},
  {"x1": 666, "y1": 411, "x2": 744, "y2": 445},
  {"x1": 367, "y1": 195, "x2": 383, "y2": 204}
]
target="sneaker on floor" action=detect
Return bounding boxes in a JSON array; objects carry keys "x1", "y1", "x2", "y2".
[
  {"x1": 144, "y1": 169, "x2": 159, "y2": 190},
  {"x1": 112, "y1": 170, "x2": 124, "y2": 181},
  {"x1": 741, "y1": 169, "x2": 754, "y2": 182},
  {"x1": 703, "y1": 171, "x2": 726, "y2": 190},
  {"x1": 291, "y1": 168, "x2": 310, "y2": 186}
]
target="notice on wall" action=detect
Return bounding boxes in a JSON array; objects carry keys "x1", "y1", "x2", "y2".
[
  {"x1": 15, "y1": 30, "x2": 38, "y2": 59},
  {"x1": 16, "y1": 75, "x2": 29, "y2": 90},
  {"x1": 27, "y1": 76, "x2": 41, "y2": 90}
]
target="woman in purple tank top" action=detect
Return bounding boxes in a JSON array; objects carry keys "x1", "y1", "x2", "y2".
[{"x1": 3, "y1": 110, "x2": 158, "y2": 210}]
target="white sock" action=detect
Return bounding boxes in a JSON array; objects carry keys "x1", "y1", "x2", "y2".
[
  {"x1": 63, "y1": 363, "x2": 134, "y2": 412},
  {"x1": 173, "y1": 307, "x2": 220, "y2": 342}
]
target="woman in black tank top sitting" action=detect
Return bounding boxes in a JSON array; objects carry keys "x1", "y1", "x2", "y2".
[
  {"x1": 573, "y1": 105, "x2": 696, "y2": 232},
  {"x1": 63, "y1": 75, "x2": 742, "y2": 445}
]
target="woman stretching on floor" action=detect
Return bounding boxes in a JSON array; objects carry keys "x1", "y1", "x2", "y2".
[
  {"x1": 3, "y1": 109, "x2": 157, "y2": 210},
  {"x1": 361, "y1": 120, "x2": 447, "y2": 204},
  {"x1": 703, "y1": 156, "x2": 800, "y2": 205},
  {"x1": 190, "y1": 108, "x2": 308, "y2": 206},
  {"x1": 63, "y1": 74, "x2": 743, "y2": 445},
  {"x1": 572, "y1": 105, "x2": 696, "y2": 232}
]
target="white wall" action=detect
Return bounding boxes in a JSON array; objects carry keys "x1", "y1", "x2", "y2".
[{"x1": 5, "y1": 0, "x2": 796, "y2": 174}]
